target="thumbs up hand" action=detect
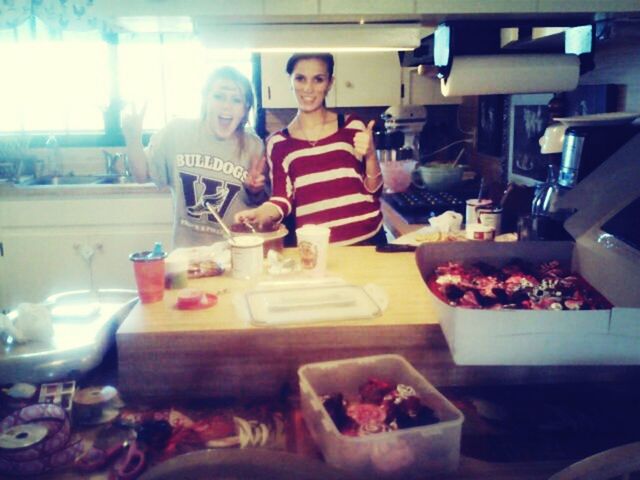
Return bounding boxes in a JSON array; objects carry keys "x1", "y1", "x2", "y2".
[{"x1": 353, "y1": 120, "x2": 376, "y2": 159}]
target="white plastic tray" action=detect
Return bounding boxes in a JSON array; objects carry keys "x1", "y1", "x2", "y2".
[{"x1": 245, "y1": 284, "x2": 383, "y2": 326}]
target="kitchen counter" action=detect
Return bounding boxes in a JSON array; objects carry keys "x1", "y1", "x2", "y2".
[
  {"x1": 381, "y1": 198, "x2": 423, "y2": 238},
  {"x1": 116, "y1": 246, "x2": 640, "y2": 401},
  {"x1": 0, "y1": 180, "x2": 169, "y2": 198}
]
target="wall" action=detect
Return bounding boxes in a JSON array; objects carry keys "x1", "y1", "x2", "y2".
[{"x1": 581, "y1": 23, "x2": 640, "y2": 111}]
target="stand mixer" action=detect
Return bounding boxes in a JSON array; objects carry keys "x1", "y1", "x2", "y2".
[{"x1": 379, "y1": 105, "x2": 427, "y2": 161}]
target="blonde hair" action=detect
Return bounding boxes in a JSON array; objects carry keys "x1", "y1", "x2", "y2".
[{"x1": 201, "y1": 66, "x2": 255, "y2": 152}]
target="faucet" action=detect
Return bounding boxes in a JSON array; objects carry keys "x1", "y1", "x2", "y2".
[
  {"x1": 103, "y1": 150, "x2": 130, "y2": 177},
  {"x1": 46, "y1": 135, "x2": 63, "y2": 177}
]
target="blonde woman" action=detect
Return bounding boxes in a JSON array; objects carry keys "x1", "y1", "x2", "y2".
[{"x1": 124, "y1": 66, "x2": 267, "y2": 247}]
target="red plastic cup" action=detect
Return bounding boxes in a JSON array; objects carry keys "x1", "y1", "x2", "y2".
[{"x1": 130, "y1": 251, "x2": 167, "y2": 304}]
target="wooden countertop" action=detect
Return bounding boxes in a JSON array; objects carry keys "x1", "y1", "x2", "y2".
[
  {"x1": 117, "y1": 246, "x2": 447, "y2": 399},
  {"x1": 118, "y1": 246, "x2": 432, "y2": 335},
  {"x1": 116, "y1": 246, "x2": 640, "y2": 400}
]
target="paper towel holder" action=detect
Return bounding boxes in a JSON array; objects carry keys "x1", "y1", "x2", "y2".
[{"x1": 433, "y1": 22, "x2": 594, "y2": 81}]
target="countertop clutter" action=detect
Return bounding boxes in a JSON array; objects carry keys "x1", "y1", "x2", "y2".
[{"x1": 2, "y1": 246, "x2": 640, "y2": 479}]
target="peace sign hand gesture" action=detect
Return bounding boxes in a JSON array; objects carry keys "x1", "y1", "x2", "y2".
[{"x1": 121, "y1": 102, "x2": 147, "y2": 145}]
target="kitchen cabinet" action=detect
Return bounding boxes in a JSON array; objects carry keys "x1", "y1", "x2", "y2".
[
  {"x1": 0, "y1": 192, "x2": 172, "y2": 311},
  {"x1": 333, "y1": 52, "x2": 402, "y2": 107},
  {"x1": 260, "y1": 53, "x2": 336, "y2": 108},
  {"x1": 99, "y1": 1, "x2": 639, "y2": 22},
  {"x1": 91, "y1": 228, "x2": 173, "y2": 291},
  {"x1": 261, "y1": 52, "x2": 400, "y2": 108},
  {"x1": 0, "y1": 231, "x2": 89, "y2": 308}
]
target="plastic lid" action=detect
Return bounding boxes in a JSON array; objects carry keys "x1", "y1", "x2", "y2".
[
  {"x1": 152, "y1": 242, "x2": 164, "y2": 256},
  {"x1": 245, "y1": 284, "x2": 381, "y2": 326}
]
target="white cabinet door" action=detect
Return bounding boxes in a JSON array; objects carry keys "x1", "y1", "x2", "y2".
[
  {"x1": 0, "y1": 193, "x2": 173, "y2": 312},
  {"x1": 0, "y1": 226, "x2": 173, "y2": 311},
  {"x1": 261, "y1": 52, "x2": 338, "y2": 108},
  {"x1": 91, "y1": 228, "x2": 173, "y2": 290},
  {"x1": 261, "y1": 52, "x2": 298, "y2": 108},
  {"x1": 0, "y1": 230, "x2": 90, "y2": 310},
  {"x1": 333, "y1": 52, "x2": 401, "y2": 107},
  {"x1": 261, "y1": 52, "x2": 399, "y2": 108}
]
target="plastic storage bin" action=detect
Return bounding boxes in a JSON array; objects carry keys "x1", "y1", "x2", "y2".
[{"x1": 298, "y1": 354, "x2": 464, "y2": 479}]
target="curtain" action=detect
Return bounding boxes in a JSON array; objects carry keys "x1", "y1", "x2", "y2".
[{"x1": 0, "y1": 0, "x2": 105, "y2": 32}]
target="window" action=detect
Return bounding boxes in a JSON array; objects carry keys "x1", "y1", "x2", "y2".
[
  {"x1": 117, "y1": 38, "x2": 252, "y2": 132},
  {"x1": 0, "y1": 21, "x2": 254, "y2": 142},
  {"x1": 0, "y1": 20, "x2": 109, "y2": 133}
]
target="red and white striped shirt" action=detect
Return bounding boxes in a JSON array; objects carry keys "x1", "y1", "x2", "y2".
[{"x1": 265, "y1": 115, "x2": 383, "y2": 246}]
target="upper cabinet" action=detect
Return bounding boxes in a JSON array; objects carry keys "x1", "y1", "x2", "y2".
[
  {"x1": 260, "y1": 52, "x2": 296, "y2": 108},
  {"x1": 102, "y1": 0, "x2": 640, "y2": 25},
  {"x1": 333, "y1": 52, "x2": 402, "y2": 107},
  {"x1": 260, "y1": 53, "x2": 337, "y2": 108},
  {"x1": 261, "y1": 52, "x2": 401, "y2": 108}
]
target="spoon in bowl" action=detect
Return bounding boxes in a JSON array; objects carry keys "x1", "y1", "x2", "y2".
[{"x1": 243, "y1": 220, "x2": 256, "y2": 233}]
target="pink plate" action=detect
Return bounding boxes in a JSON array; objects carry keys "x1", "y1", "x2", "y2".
[{"x1": 176, "y1": 293, "x2": 218, "y2": 310}]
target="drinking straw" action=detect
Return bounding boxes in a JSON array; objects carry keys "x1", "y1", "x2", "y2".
[
  {"x1": 206, "y1": 203, "x2": 234, "y2": 243},
  {"x1": 452, "y1": 148, "x2": 465, "y2": 167},
  {"x1": 499, "y1": 182, "x2": 514, "y2": 208}
]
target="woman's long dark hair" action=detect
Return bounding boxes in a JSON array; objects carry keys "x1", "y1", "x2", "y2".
[
  {"x1": 201, "y1": 66, "x2": 255, "y2": 153},
  {"x1": 285, "y1": 52, "x2": 335, "y2": 76}
]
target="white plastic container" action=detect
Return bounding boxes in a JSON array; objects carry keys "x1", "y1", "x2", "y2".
[
  {"x1": 298, "y1": 354, "x2": 464, "y2": 479},
  {"x1": 230, "y1": 235, "x2": 264, "y2": 279}
]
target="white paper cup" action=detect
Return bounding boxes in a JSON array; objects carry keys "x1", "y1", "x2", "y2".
[
  {"x1": 465, "y1": 199, "x2": 493, "y2": 225},
  {"x1": 231, "y1": 236, "x2": 264, "y2": 279},
  {"x1": 477, "y1": 206, "x2": 503, "y2": 235},
  {"x1": 465, "y1": 223, "x2": 495, "y2": 241},
  {"x1": 296, "y1": 225, "x2": 331, "y2": 275}
]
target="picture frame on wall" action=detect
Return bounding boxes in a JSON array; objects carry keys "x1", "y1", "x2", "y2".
[
  {"x1": 477, "y1": 95, "x2": 504, "y2": 157},
  {"x1": 507, "y1": 93, "x2": 554, "y2": 186}
]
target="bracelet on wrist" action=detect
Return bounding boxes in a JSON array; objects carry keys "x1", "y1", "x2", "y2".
[{"x1": 366, "y1": 171, "x2": 382, "y2": 179}]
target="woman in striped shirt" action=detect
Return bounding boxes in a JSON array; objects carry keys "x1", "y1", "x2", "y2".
[{"x1": 235, "y1": 52, "x2": 386, "y2": 246}]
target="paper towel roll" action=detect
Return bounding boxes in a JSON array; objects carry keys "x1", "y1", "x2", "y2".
[{"x1": 441, "y1": 54, "x2": 580, "y2": 96}]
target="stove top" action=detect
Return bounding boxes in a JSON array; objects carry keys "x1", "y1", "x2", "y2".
[{"x1": 383, "y1": 186, "x2": 469, "y2": 224}]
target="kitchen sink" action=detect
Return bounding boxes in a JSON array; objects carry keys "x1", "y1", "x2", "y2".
[
  {"x1": 94, "y1": 174, "x2": 132, "y2": 184},
  {"x1": 15, "y1": 174, "x2": 133, "y2": 186}
]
